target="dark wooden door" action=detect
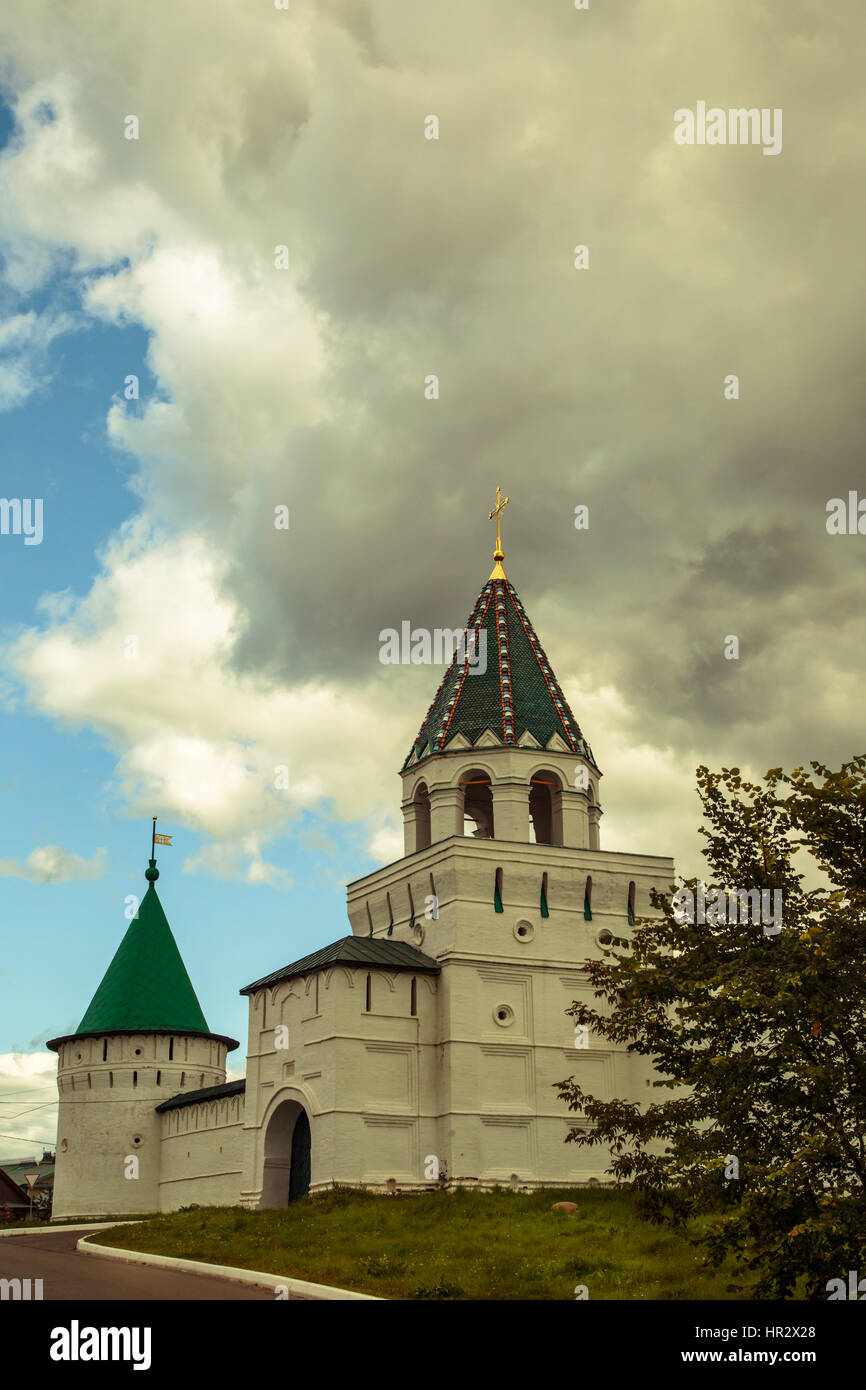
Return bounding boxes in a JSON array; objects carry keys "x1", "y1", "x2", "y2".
[{"x1": 288, "y1": 1111, "x2": 311, "y2": 1203}]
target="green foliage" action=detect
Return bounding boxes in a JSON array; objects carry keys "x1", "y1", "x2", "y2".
[{"x1": 556, "y1": 757, "x2": 866, "y2": 1298}]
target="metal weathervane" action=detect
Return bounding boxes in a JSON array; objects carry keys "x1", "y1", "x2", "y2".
[{"x1": 151, "y1": 817, "x2": 172, "y2": 856}]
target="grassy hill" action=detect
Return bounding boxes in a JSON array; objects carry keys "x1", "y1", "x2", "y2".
[{"x1": 90, "y1": 1186, "x2": 766, "y2": 1300}]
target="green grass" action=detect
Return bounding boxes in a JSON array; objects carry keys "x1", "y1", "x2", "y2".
[{"x1": 88, "y1": 1187, "x2": 762, "y2": 1300}]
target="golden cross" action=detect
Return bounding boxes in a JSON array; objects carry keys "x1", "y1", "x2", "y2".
[{"x1": 488, "y1": 484, "x2": 509, "y2": 559}]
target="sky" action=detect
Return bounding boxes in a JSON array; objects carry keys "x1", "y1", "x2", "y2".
[{"x1": 1, "y1": 0, "x2": 863, "y2": 1157}]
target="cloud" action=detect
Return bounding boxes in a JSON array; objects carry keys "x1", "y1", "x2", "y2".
[
  {"x1": 6, "y1": 516, "x2": 416, "y2": 857},
  {"x1": 0, "y1": 307, "x2": 79, "y2": 410},
  {"x1": 184, "y1": 836, "x2": 292, "y2": 890},
  {"x1": 0, "y1": 0, "x2": 863, "y2": 880},
  {"x1": 367, "y1": 823, "x2": 404, "y2": 867},
  {"x1": 0, "y1": 845, "x2": 106, "y2": 884},
  {"x1": 0, "y1": 1052, "x2": 58, "y2": 1157}
]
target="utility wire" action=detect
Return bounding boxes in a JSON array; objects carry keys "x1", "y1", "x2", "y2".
[
  {"x1": 0, "y1": 1132, "x2": 56, "y2": 1145},
  {"x1": 0, "y1": 1090, "x2": 56, "y2": 1100}
]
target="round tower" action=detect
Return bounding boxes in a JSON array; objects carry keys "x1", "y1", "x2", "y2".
[{"x1": 47, "y1": 851, "x2": 238, "y2": 1220}]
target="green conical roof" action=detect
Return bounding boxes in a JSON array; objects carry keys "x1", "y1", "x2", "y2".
[
  {"x1": 403, "y1": 573, "x2": 599, "y2": 769},
  {"x1": 75, "y1": 872, "x2": 211, "y2": 1036}
]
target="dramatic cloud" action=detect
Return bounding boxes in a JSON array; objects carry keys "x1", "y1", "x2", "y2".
[
  {"x1": 7, "y1": 518, "x2": 404, "y2": 852},
  {"x1": 1, "y1": 0, "x2": 863, "y2": 880}
]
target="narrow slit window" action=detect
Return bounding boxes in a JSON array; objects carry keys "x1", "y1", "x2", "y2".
[
  {"x1": 494, "y1": 867, "x2": 504, "y2": 913},
  {"x1": 366, "y1": 901, "x2": 374, "y2": 937},
  {"x1": 410, "y1": 977, "x2": 417, "y2": 1016},
  {"x1": 540, "y1": 871, "x2": 549, "y2": 919},
  {"x1": 102, "y1": 1039, "x2": 107, "y2": 1062},
  {"x1": 365, "y1": 973, "x2": 372, "y2": 1012},
  {"x1": 169, "y1": 1038, "x2": 174, "y2": 1061},
  {"x1": 584, "y1": 875, "x2": 593, "y2": 921},
  {"x1": 387, "y1": 891, "x2": 394, "y2": 937},
  {"x1": 627, "y1": 881, "x2": 635, "y2": 926},
  {"x1": 132, "y1": 1070, "x2": 138, "y2": 1088},
  {"x1": 109, "y1": 1071, "x2": 113, "y2": 1088},
  {"x1": 408, "y1": 883, "x2": 415, "y2": 929},
  {"x1": 156, "y1": 1070, "x2": 161, "y2": 1086}
]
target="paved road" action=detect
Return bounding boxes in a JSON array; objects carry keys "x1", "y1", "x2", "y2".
[{"x1": 0, "y1": 1230, "x2": 275, "y2": 1300}]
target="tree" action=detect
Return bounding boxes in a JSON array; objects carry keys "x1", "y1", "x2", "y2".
[{"x1": 556, "y1": 758, "x2": 866, "y2": 1298}]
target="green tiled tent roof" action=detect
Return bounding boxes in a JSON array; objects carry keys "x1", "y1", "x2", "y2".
[
  {"x1": 73, "y1": 877, "x2": 211, "y2": 1037},
  {"x1": 403, "y1": 575, "x2": 598, "y2": 769}
]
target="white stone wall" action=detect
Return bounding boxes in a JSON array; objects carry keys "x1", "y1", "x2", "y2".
[
  {"x1": 158, "y1": 1091, "x2": 245, "y2": 1210},
  {"x1": 51, "y1": 1032, "x2": 227, "y2": 1219},
  {"x1": 240, "y1": 958, "x2": 445, "y2": 1203},
  {"x1": 339, "y1": 835, "x2": 674, "y2": 1188},
  {"x1": 49, "y1": 830, "x2": 674, "y2": 1210}
]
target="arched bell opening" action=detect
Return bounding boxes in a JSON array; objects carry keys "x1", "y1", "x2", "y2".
[
  {"x1": 414, "y1": 783, "x2": 431, "y2": 850},
  {"x1": 529, "y1": 770, "x2": 564, "y2": 845},
  {"x1": 461, "y1": 770, "x2": 494, "y2": 838}
]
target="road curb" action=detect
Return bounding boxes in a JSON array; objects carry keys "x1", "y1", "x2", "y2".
[
  {"x1": 0, "y1": 1222, "x2": 131, "y2": 1239},
  {"x1": 76, "y1": 1236, "x2": 383, "y2": 1300}
]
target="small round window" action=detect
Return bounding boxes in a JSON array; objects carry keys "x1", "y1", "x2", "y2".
[
  {"x1": 412, "y1": 923, "x2": 425, "y2": 946},
  {"x1": 132, "y1": 1135, "x2": 143, "y2": 1146},
  {"x1": 134, "y1": 1047, "x2": 142, "y2": 1056},
  {"x1": 596, "y1": 929, "x2": 614, "y2": 948},
  {"x1": 493, "y1": 1004, "x2": 515, "y2": 1027},
  {"x1": 513, "y1": 920, "x2": 535, "y2": 943}
]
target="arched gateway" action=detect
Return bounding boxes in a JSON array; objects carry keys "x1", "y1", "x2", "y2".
[{"x1": 261, "y1": 1098, "x2": 311, "y2": 1206}]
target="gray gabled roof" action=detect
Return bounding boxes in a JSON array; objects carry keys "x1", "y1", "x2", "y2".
[
  {"x1": 240, "y1": 936, "x2": 440, "y2": 995},
  {"x1": 155, "y1": 1078, "x2": 246, "y2": 1114}
]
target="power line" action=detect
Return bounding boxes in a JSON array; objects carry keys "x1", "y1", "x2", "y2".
[
  {"x1": 0, "y1": 1133, "x2": 56, "y2": 1145},
  {"x1": 4, "y1": 1104, "x2": 56, "y2": 1120},
  {"x1": 0, "y1": 1100, "x2": 56, "y2": 1108},
  {"x1": 0, "y1": 1090, "x2": 56, "y2": 1100}
]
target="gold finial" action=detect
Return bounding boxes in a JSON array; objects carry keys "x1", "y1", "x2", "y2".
[{"x1": 488, "y1": 484, "x2": 509, "y2": 579}]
